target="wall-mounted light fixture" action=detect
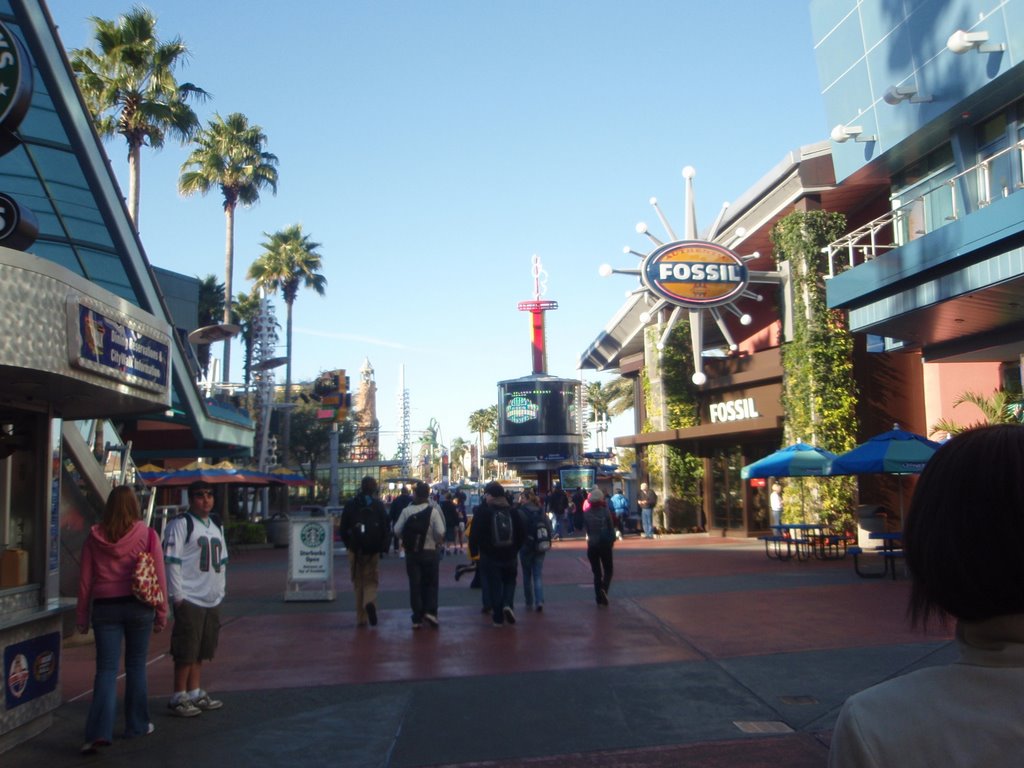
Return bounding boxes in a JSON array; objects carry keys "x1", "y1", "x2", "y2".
[
  {"x1": 830, "y1": 124, "x2": 876, "y2": 143},
  {"x1": 947, "y1": 29, "x2": 1005, "y2": 54},
  {"x1": 883, "y1": 85, "x2": 933, "y2": 105}
]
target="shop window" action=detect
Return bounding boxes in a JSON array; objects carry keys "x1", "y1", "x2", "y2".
[
  {"x1": 891, "y1": 144, "x2": 955, "y2": 245},
  {"x1": 976, "y1": 113, "x2": 1011, "y2": 205},
  {"x1": 0, "y1": 413, "x2": 44, "y2": 591},
  {"x1": 709, "y1": 446, "x2": 744, "y2": 533}
]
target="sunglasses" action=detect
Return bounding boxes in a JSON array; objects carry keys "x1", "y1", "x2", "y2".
[{"x1": 191, "y1": 490, "x2": 214, "y2": 498}]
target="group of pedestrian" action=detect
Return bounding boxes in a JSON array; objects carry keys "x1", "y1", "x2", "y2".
[{"x1": 75, "y1": 480, "x2": 226, "y2": 755}]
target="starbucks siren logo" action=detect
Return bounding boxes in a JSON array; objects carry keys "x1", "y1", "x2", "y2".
[{"x1": 300, "y1": 523, "x2": 326, "y2": 548}]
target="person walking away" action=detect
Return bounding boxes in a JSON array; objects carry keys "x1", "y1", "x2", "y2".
[
  {"x1": 389, "y1": 485, "x2": 412, "y2": 556},
  {"x1": 572, "y1": 487, "x2": 586, "y2": 534},
  {"x1": 340, "y1": 476, "x2": 391, "y2": 627},
  {"x1": 163, "y1": 480, "x2": 228, "y2": 717},
  {"x1": 440, "y1": 492, "x2": 459, "y2": 554},
  {"x1": 608, "y1": 486, "x2": 629, "y2": 538},
  {"x1": 470, "y1": 481, "x2": 526, "y2": 626},
  {"x1": 454, "y1": 492, "x2": 468, "y2": 552},
  {"x1": 769, "y1": 482, "x2": 784, "y2": 530},
  {"x1": 393, "y1": 481, "x2": 445, "y2": 628},
  {"x1": 638, "y1": 482, "x2": 657, "y2": 539},
  {"x1": 829, "y1": 424, "x2": 1024, "y2": 768},
  {"x1": 583, "y1": 486, "x2": 615, "y2": 606},
  {"x1": 517, "y1": 489, "x2": 552, "y2": 612},
  {"x1": 76, "y1": 485, "x2": 168, "y2": 753},
  {"x1": 546, "y1": 482, "x2": 569, "y2": 539}
]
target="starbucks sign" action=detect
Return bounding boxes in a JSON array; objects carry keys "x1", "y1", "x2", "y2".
[{"x1": 0, "y1": 22, "x2": 32, "y2": 134}]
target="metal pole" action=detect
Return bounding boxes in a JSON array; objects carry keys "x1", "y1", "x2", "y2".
[{"x1": 329, "y1": 423, "x2": 339, "y2": 506}]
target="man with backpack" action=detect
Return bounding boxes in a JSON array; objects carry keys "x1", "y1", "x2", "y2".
[
  {"x1": 163, "y1": 480, "x2": 227, "y2": 717},
  {"x1": 393, "y1": 481, "x2": 446, "y2": 629},
  {"x1": 517, "y1": 488, "x2": 551, "y2": 612},
  {"x1": 608, "y1": 487, "x2": 630, "y2": 538},
  {"x1": 469, "y1": 481, "x2": 526, "y2": 626},
  {"x1": 340, "y1": 476, "x2": 391, "y2": 628}
]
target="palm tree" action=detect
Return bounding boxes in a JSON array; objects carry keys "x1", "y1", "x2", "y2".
[
  {"x1": 179, "y1": 112, "x2": 279, "y2": 383},
  {"x1": 467, "y1": 406, "x2": 497, "y2": 479},
  {"x1": 930, "y1": 390, "x2": 1024, "y2": 437},
  {"x1": 247, "y1": 224, "x2": 326, "y2": 464},
  {"x1": 231, "y1": 289, "x2": 263, "y2": 397},
  {"x1": 192, "y1": 274, "x2": 224, "y2": 378},
  {"x1": 449, "y1": 437, "x2": 469, "y2": 481},
  {"x1": 584, "y1": 378, "x2": 633, "y2": 451},
  {"x1": 70, "y1": 7, "x2": 207, "y2": 226}
]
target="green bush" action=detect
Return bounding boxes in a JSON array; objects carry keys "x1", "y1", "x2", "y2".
[{"x1": 225, "y1": 521, "x2": 267, "y2": 545}]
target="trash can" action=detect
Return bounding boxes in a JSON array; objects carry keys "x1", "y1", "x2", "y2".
[{"x1": 856, "y1": 504, "x2": 887, "y2": 549}]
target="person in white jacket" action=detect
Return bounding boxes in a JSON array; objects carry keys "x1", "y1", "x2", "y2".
[
  {"x1": 829, "y1": 424, "x2": 1024, "y2": 768},
  {"x1": 393, "y1": 481, "x2": 445, "y2": 629}
]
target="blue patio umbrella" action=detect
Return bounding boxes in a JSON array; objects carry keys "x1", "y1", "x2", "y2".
[
  {"x1": 741, "y1": 443, "x2": 838, "y2": 523},
  {"x1": 740, "y1": 443, "x2": 838, "y2": 479},
  {"x1": 827, "y1": 425, "x2": 942, "y2": 525},
  {"x1": 827, "y1": 425, "x2": 941, "y2": 476}
]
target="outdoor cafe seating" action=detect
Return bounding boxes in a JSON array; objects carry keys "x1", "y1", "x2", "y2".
[{"x1": 759, "y1": 523, "x2": 848, "y2": 562}]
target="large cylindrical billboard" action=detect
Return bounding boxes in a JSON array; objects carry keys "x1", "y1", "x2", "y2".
[{"x1": 496, "y1": 375, "x2": 582, "y2": 462}]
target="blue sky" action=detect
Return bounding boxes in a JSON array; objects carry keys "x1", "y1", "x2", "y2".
[{"x1": 48, "y1": 0, "x2": 827, "y2": 459}]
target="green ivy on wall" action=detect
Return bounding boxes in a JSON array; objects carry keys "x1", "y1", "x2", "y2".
[
  {"x1": 641, "y1": 322, "x2": 704, "y2": 517},
  {"x1": 770, "y1": 210, "x2": 859, "y2": 532}
]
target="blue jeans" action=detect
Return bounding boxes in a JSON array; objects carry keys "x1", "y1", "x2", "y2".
[
  {"x1": 641, "y1": 508, "x2": 654, "y2": 537},
  {"x1": 86, "y1": 598, "x2": 155, "y2": 743},
  {"x1": 480, "y1": 554, "x2": 517, "y2": 623},
  {"x1": 519, "y1": 548, "x2": 545, "y2": 607}
]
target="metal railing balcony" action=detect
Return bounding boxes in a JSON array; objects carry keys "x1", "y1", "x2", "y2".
[{"x1": 823, "y1": 138, "x2": 1024, "y2": 277}]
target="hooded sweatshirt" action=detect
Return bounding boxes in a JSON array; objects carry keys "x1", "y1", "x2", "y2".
[{"x1": 76, "y1": 520, "x2": 168, "y2": 630}]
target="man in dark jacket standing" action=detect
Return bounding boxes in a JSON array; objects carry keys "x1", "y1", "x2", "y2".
[
  {"x1": 469, "y1": 481, "x2": 525, "y2": 626},
  {"x1": 340, "y1": 476, "x2": 391, "y2": 627}
]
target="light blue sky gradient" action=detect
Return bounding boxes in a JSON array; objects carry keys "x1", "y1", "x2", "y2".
[{"x1": 49, "y1": 0, "x2": 827, "y2": 458}]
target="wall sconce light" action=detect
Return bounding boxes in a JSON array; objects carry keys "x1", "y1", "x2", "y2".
[
  {"x1": 947, "y1": 29, "x2": 1005, "y2": 54},
  {"x1": 883, "y1": 85, "x2": 933, "y2": 105},
  {"x1": 830, "y1": 124, "x2": 876, "y2": 143}
]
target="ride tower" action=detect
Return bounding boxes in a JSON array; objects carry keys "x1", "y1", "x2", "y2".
[{"x1": 496, "y1": 255, "x2": 583, "y2": 487}]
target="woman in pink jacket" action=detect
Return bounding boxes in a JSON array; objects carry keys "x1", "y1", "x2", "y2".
[{"x1": 76, "y1": 485, "x2": 168, "y2": 754}]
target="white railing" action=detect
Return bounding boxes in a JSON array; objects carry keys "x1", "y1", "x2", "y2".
[{"x1": 823, "y1": 138, "x2": 1024, "y2": 277}]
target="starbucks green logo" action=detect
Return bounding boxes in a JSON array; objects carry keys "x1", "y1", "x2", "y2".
[
  {"x1": 0, "y1": 22, "x2": 32, "y2": 133},
  {"x1": 300, "y1": 523, "x2": 326, "y2": 548}
]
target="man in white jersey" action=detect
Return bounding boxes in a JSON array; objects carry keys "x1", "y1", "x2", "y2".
[{"x1": 163, "y1": 480, "x2": 228, "y2": 717}]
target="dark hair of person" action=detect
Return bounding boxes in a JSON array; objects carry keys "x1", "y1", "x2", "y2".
[
  {"x1": 103, "y1": 485, "x2": 141, "y2": 543},
  {"x1": 360, "y1": 476, "x2": 378, "y2": 495},
  {"x1": 905, "y1": 424, "x2": 1024, "y2": 627},
  {"x1": 413, "y1": 481, "x2": 431, "y2": 502}
]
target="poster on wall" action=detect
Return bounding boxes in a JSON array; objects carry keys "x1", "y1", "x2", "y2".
[{"x1": 4, "y1": 632, "x2": 59, "y2": 709}]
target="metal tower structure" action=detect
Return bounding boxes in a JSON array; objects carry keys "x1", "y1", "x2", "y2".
[
  {"x1": 395, "y1": 364, "x2": 411, "y2": 477},
  {"x1": 252, "y1": 290, "x2": 282, "y2": 471}
]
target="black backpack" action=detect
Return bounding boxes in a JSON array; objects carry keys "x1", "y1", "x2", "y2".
[
  {"x1": 532, "y1": 511, "x2": 552, "y2": 552},
  {"x1": 401, "y1": 506, "x2": 432, "y2": 553},
  {"x1": 491, "y1": 505, "x2": 515, "y2": 548},
  {"x1": 349, "y1": 496, "x2": 386, "y2": 554}
]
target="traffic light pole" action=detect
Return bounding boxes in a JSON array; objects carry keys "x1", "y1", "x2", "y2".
[{"x1": 329, "y1": 423, "x2": 340, "y2": 506}]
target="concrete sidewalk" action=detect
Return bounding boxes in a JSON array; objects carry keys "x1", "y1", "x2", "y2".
[{"x1": 5, "y1": 535, "x2": 955, "y2": 767}]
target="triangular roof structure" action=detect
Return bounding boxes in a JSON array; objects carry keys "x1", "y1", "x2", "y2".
[{"x1": 0, "y1": 0, "x2": 253, "y2": 459}]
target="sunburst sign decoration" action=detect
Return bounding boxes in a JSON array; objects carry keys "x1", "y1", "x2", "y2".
[{"x1": 600, "y1": 166, "x2": 780, "y2": 385}]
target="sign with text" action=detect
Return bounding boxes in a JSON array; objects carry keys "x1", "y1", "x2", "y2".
[
  {"x1": 67, "y1": 295, "x2": 171, "y2": 393},
  {"x1": 5, "y1": 632, "x2": 59, "y2": 709}
]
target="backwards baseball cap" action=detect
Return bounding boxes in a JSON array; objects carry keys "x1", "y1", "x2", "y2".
[
  {"x1": 188, "y1": 480, "x2": 215, "y2": 496},
  {"x1": 589, "y1": 486, "x2": 605, "y2": 503},
  {"x1": 483, "y1": 480, "x2": 506, "y2": 498}
]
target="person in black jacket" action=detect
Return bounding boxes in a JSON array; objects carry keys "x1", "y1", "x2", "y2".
[
  {"x1": 340, "y1": 476, "x2": 391, "y2": 627},
  {"x1": 469, "y1": 481, "x2": 526, "y2": 626}
]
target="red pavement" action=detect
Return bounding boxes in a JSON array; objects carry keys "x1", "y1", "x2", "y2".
[{"x1": 40, "y1": 534, "x2": 953, "y2": 768}]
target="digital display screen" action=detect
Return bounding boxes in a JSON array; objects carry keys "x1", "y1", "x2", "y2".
[{"x1": 498, "y1": 378, "x2": 578, "y2": 437}]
